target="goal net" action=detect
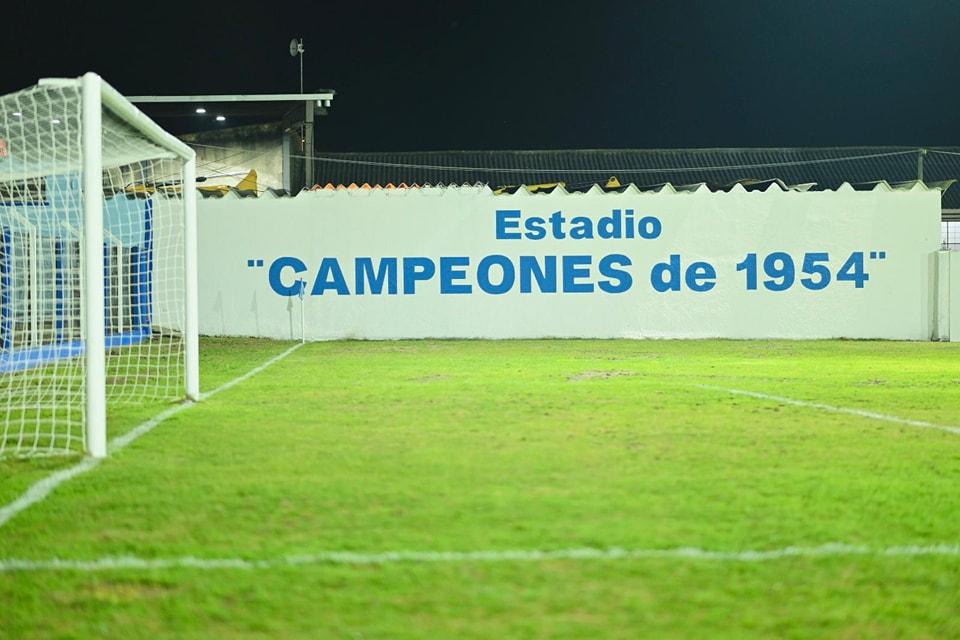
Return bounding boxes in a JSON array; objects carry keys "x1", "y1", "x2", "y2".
[{"x1": 0, "y1": 73, "x2": 198, "y2": 459}]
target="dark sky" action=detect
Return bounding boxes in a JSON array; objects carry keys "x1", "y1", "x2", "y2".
[{"x1": 3, "y1": 0, "x2": 959, "y2": 151}]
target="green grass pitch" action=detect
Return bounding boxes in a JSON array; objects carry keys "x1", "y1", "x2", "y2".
[{"x1": 1, "y1": 337, "x2": 959, "y2": 638}]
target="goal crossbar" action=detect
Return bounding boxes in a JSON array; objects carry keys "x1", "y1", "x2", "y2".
[{"x1": 39, "y1": 76, "x2": 196, "y2": 162}]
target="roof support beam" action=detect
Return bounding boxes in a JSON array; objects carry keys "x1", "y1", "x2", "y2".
[{"x1": 128, "y1": 93, "x2": 334, "y2": 104}]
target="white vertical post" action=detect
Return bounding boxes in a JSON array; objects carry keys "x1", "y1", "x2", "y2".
[
  {"x1": 28, "y1": 227, "x2": 39, "y2": 346},
  {"x1": 299, "y1": 279, "x2": 306, "y2": 344},
  {"x1": 183, "y1": 155, "x2": 200, "y2": 401},
  {"x1": 952, "y1": 253, "x2": 959, "y2": 344},
  {"x1": 935, "y1": 251, "x2": 950, "y2": 341},
  {"x1": 82, "y1": 72, "x2": 107, "y2": 459},
  {"x1": 115, "y1": 244, "x2": 124, "y2": 334},
  {"x1": 936, "y1": 250, "x2": 951, "y2": 342}
]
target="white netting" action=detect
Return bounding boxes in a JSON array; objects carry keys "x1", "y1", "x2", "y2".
[
  {"x1": 0, "y1": 81, "x2": 187, "y2": 458},
  {"x1": 944, "y1": 221, "x2": 960, "y2": 251}
]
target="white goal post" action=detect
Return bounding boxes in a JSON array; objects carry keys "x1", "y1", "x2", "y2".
[{"x1": 0, "y1": 73, "x2": 198, "y2": 459}]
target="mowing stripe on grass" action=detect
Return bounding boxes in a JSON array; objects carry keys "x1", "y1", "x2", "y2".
[
  {"x1": 3, "y1": 543, "x2": 960, "y2": 572},
  {"x1": 0, "y1": 343, "x2": 304, "y2": 530},
  {"x1": 699, "y1": 385, "x2": 960, "y2": 436}
]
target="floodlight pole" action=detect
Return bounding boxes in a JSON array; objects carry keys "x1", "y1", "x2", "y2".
[{"x1": 297, "y1": 39, "x2": 313, "y2": 188}]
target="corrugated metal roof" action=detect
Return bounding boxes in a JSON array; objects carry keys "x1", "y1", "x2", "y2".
[
  {"x1": 294, "y1": 181, "x2": 944, "y2": 196},
  {"x1": 310, "y1": 147, "x2": 960, "y2": 208}
]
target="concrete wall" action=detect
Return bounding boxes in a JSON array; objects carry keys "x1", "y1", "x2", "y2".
[
  {"x1": 197, "y1": 184, "x2": 943, "y2": 341},
  {"x1": 933, "y1": 251, "x2": 960, "y2": 342},
  {"x1": 951, "y1": 252, "x2": 960, "y2": 342},
  {"x1": 152, "y1": 196, "x2": 186, "y2": 332}
]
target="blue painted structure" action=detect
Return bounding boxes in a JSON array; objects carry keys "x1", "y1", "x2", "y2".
[{"x1": 0, "y1": 174, "x2": 155, "y2": 374}]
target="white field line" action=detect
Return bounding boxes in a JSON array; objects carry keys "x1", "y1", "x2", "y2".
[
  {"x1": 698, "y1": 385, "x2": 960, "y2": 436},
  {"x1": 2, "y1": 543, "x2": 960, "y2": 572},
  {"x1": 198, "y1": 342, "x2": 304, "y2": 402},
  {"x1": 0, "y1": 343, "x2": 304, "y2": 529}
]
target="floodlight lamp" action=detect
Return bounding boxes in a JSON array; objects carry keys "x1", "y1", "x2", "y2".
[
  {"x1": 195, "y1": 107, "x2": 207, "y2": 114},
  {"x1": 215, "y1": 115, "x2": 226, "y2": 122}
]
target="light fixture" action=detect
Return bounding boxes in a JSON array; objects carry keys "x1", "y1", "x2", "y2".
[
  {"x1": 215, "y1": 115, "x2": 226, "y2": 122},
  {"x1": 324, "y1": 99, "x2": 331, "y2": 108},
  {"x1": 12, "y1": 111, "x2": 22, "y2": 118},
  {"x1": 50, "y1": 118, "x2": 61, "y2": 124},
  {"x1": 195, "y1": 107, "x2": 207, "y2": 114}
]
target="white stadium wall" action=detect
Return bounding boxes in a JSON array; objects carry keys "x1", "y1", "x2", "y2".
[
  {"x1": 152, "y1": 196, "x2": 188, "y2": 333},
  {"x1": 195, "y1": 184, "x2": 948, "y2": 341},
  {"x1": 952, "y1": 252, "x2": 960, "y2": 342}
]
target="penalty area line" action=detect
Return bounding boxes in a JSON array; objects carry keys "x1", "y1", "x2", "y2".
[
  {"x1": 0, "y1": 342, "x2": 304, "y2": 530},
  {"x1": 2, "y1": 543, "x2": 960, "y2": 572},
  {"x1": 698, "y1": 385, "x2": 960, "y2": 436}
]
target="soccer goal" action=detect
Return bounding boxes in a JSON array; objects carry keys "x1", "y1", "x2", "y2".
[{"x1": 0, "y1": 73, "x2": 198, "y2": 459}]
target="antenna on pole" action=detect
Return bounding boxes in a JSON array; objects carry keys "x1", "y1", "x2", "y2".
[{"x1": 289, "y1": 38, "x2": 305, "y2": 94}]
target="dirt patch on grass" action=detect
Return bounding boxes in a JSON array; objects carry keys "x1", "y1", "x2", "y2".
[
  {"x1": 568, "y1": 370, "x2": 636, "y2": 382},
  {"x1": 66, "y1": 580, "x2": 179, "y2": 604},
  {"x1": 411, "y1": 374, "x2": 451, "y2": 383}
]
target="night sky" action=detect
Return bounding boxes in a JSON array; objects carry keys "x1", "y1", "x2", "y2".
[{"x1": 3, "y1": 0, "x2": 959, "y2": 151}]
